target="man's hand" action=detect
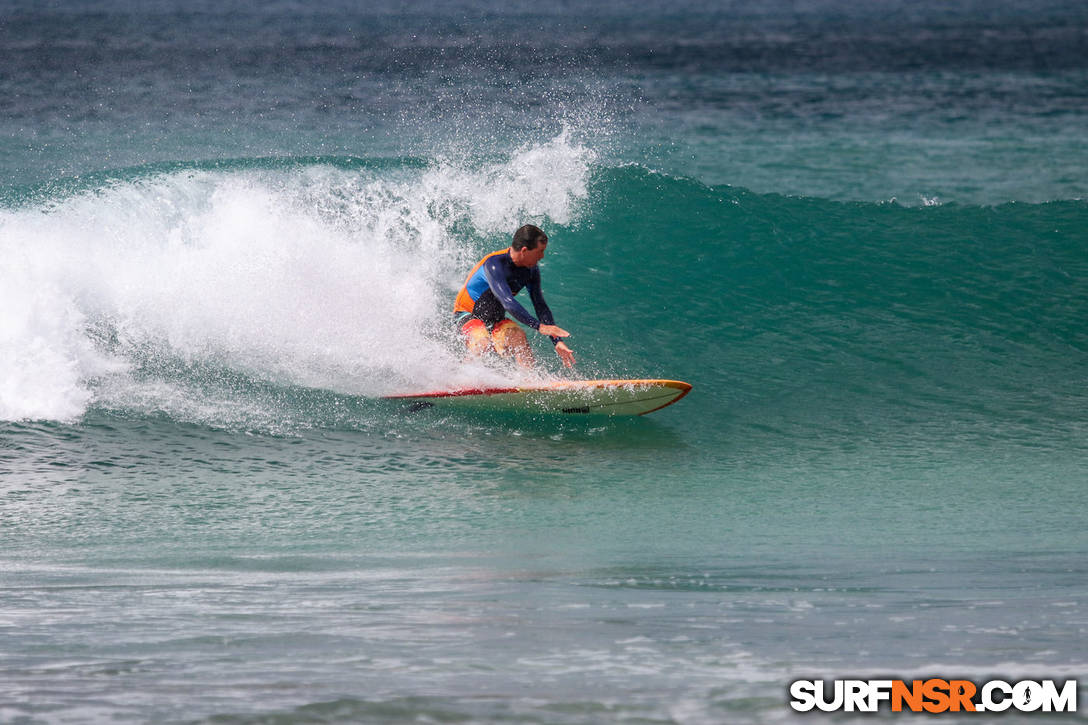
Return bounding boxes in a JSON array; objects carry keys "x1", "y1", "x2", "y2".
[
  {"x1": 554, "y1": 341, "x2": 575, "y2": 368},
  {"x1": 538, "y1": 324, "x2": 569, "y2": 338}
]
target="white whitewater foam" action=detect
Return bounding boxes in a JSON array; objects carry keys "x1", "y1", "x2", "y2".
[{"x1": 0, "y1": 132, "x2": 595, "y2": 424}]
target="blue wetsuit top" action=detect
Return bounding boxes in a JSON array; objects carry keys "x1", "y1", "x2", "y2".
[{"x1": 454, "y1": 250, "x2": 558, "y2": 343}]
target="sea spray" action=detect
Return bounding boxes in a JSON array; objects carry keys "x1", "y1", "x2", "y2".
[{"x1": 0, "y1": 133, "x2": 596, "y2": 425}]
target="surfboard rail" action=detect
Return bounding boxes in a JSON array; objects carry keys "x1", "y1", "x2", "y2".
[{"x1": 383, "y1": 378, "x2": 692, "y2": 416}]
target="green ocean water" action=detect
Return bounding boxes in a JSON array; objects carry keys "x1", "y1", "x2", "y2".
[{"x1": 2, "y1": 1, "x2": 1087, "y2": 722}]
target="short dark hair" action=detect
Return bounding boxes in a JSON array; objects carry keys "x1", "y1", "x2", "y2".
[{"x1": 511, "y1": 224, "x2": 548, "y2": 251}]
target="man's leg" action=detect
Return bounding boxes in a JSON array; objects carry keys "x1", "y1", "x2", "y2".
[
  {"x1": 460, "y1": 318, "x2": 492, "y2": 357},
  {"x1": 491, "y1": 319, "x2": 535, "y2": 368}
]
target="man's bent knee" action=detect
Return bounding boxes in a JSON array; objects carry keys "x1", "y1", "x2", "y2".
[
  {"x1": 490, "y1": 320, "x2": 524, "y2": 353},
  {"x1": 491, "y1": 320, "x2": 534, "y2": 367}
]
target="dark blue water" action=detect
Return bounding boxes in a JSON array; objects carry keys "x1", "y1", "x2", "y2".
[{"x1": 4, "y1": 0, "x2": 1088, "y2": 201}]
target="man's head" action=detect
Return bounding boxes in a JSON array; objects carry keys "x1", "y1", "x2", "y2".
[{"x1": 510, "y1": 224, "x2": 548, "y2": 267}]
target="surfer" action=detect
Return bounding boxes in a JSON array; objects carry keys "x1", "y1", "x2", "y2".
[{"x1": 453, "y1": 224, "x2": 575, "y2": 368}]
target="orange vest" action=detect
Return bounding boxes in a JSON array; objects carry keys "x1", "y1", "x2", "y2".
[{"x1": 452, "y1": 249, "x2": 508, "y2": 314}]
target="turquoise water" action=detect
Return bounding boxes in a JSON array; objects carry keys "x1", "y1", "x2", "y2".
[{"x1": 2, "y1": 2, "x2": 1087, "y2": 722}]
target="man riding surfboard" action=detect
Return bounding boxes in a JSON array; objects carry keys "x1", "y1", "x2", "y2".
[{"x1": 453, "y1": 224, "x2": 575, "y2": 368}]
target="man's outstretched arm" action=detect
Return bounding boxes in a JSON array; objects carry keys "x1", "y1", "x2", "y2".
[{"x1": 528, "y1": 271, "x2": 575, "y2": 368}]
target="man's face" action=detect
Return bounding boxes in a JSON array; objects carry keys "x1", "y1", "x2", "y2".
[{"x1": 512, "y1": 241, "x2": 547, "y2": 267}]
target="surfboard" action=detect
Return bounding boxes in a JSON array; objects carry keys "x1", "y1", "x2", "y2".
[{"x1": 384, "y1": 379, "x2": 692, "y2": 416}]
